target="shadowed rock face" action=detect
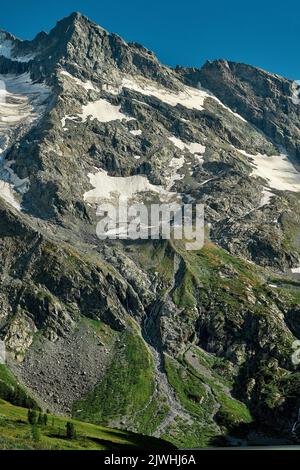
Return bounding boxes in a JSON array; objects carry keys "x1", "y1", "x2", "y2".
[
  {"x1": 178, "y1": 60, "x2": 300, "y2": 159},
  {"x1": 0, "y1": 12, "x2": 300, "y2": 447}
]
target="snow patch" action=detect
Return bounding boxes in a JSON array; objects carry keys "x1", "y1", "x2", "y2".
[
  {"x1": 119, "y1": 75, "x2": 247, "y2": 122},
  {"x1": 62, "y1": 99, "x2": 134, "y2": 126},
  {"x1": 61, "y1": 115, "x2": 78, "y2": 128},
  {"x1": 260, "y1": 188, "x2": 275, "y2": 207},
  {"x1": 81, "y1": 99, "x2": 134, "y2": 123},
  {"x1": 199, "y1": 177, "x2": 216, "y2": 186},
  {"x1": 237, "y1": 148, "x2": 300, "y2": 192},
  {"x1": 188, "y1": 142, "x2": 206, "y2": 154},
  {"x1": 84, "y1": 170, "x2": 174, "y2": 204},
  {"x1": 0, "y1": 73, "x2": 50, "y2": 209},
  {"x1": 0, "y1": 159, "x2": 29, "y2": 194},
  {"x1": 168, "y1": 136, "x2": 185, "y2": 151},
  {"x1": 60, "y1": 70, "x2": 98, "y2": 92},
  {"x1": 291, "y1": 80, "x2": 300, "y2": 105},
  {"x1": 14, "y1": 53, "x2": 36, "y2": 63},
  {"x1": 0, "y1": 158, "x2": 29, "y2": 211},
  {"x1": 168, "y1": 135, "x2": 206, "y2": 155},
  {"x1": 0, "y1": 181, "x2": 20, "y2": 210},
  {"x1": 130, "y1": 129, "x2": 142, "y2": 136},
  {"x1": 194, "y1": 155, "x2": 204, "y2": 165},
  {"x1": 166, "y1": 156, "x2": 185, "y2": 190},
  {"x1": 122, "y1": 76, "x2": 209, "y2": 111}
]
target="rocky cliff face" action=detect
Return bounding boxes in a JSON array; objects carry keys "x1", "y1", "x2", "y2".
[
  {"x1": 179, "y1": 60, "x2": 300, "y2": 158},
  {"x1": 0, "y1": 12, "x2": 300, "y2": 447}
]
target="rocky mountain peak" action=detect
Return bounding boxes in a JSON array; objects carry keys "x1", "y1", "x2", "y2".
[
  {"x1": 51, "y1": 10, "x2": 107, "y2": 38},
  {"x1": 0, "y1": 30, "x2": 17, "y2": 42}
]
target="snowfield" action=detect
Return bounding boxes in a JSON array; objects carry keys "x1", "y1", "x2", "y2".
[
  {"x1": 237, "y1": 149, "x2": 300, "y2": 192},
  {"x1": 62, "y1": 98, "x2": 134, "y2": 126},
  {"x1": 121, "y1": 76, "x2": 247, "y2": 121},
  {"x1": 84, "y1": 170, "x2": 177, "y2": 204},
  {"x1": 121, "y1": 76, "x2": 209, "y2": 111},
  {"x1": 100, "y1": 74, "x2": 247, "y2": 121},
  {"x1": 0, "y1": 181, "x2": 20, "y2": 210},
  {"x1": 60, "y1": 70, "x2": 98, "y2": 92},
  {"x1": 0, "y1": 73, "x2": 51, "y2": 210},
  {"x1": 80, "y1": 99, "x2": 134, "y2": 123}
]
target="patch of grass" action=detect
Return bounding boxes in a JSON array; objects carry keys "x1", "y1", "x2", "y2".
[
  {"x1": 215, "y1": 391, "x2": 252, "y2": 428},
  {"x1": 73, "y1": 328, "x2": 165, "y2": 435},
  {"x1": 80, "y1": 316, "x2": 117, "y2": 346},
  {"x1": 161, "y1": 417, "x2": 216, "y2": 449},
  {"x1": 124, "y1": 240, "x2": 175, "y2": 294},
  {"x1": 164, "y1": 355, "x2": 215, "y2": 420},
  {"x1": 172, "y1": 270, "x2": 197, "y2": 308}
]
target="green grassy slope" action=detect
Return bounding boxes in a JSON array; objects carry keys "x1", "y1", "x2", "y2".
[
  {"x1": 73, "y1": 326, "x2": 168, "y2": 435},
  {"x1": 0, "y1": 399, "x2": 175, "y2": 450}
]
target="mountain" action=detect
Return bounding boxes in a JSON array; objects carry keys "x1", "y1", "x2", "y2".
[{"x1": 0, "y1": 12, "x2": 300, "y2": 448}]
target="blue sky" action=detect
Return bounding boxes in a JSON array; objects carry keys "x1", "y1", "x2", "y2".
[{"x1": 1, "y1": 0, "x2": 299, "y2": 79}]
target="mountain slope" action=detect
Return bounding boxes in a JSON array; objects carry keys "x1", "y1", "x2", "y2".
[
  {"x1": 0, "y1": 397, "x2": 174, "y2": 450},
  {"x1": 0, "y1": 12, "x2": 300, "y2": 448}
]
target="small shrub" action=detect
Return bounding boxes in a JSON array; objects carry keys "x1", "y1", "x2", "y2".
[{"x1": 66, "y1": 422, "x2": 76, "y2": 440}]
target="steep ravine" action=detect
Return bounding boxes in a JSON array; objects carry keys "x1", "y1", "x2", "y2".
[{"x1": 141, "y1": 254, "x2": 194, "y2": 436}]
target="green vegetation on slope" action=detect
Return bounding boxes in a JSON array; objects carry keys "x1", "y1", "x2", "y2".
[
  {"x1": 73, "y1": 327, "x2": 167, "y2": 435},
  {"x1": 0, "y1": 365, "x2": 39, "y2": 410},
  {"x1": 163, "y1": 352, "x2": 252, "y2": 447},
  {"x1": 0, "y1": 399, "x2": 173, "y2": 450},
  {"x1": 171, "y1": 240, "x2": 263, "y2": 307}
]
